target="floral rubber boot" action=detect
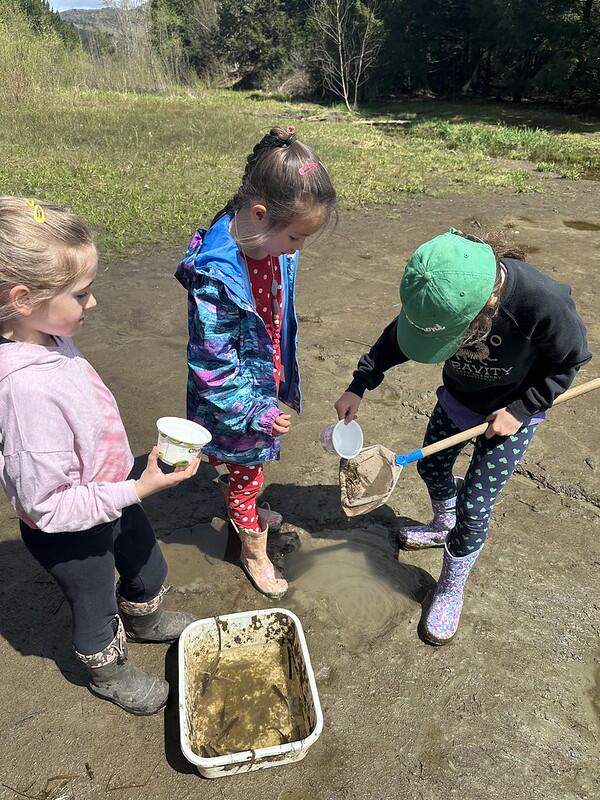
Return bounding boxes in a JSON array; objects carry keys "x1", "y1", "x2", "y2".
[
  {"x1": 421, "y1": 544, "x2": 482, "y2": 645},
  {"x1": 398, "y1": 477, "x2": 464, "y2": 550},
  {"x1": 231, "y1": 520, "x2": 288, "y2": 599}
]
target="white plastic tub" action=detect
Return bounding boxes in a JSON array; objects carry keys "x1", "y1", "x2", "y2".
[
  {"x1": 179, "y1": 608, "x2": 323, "y2": 778},
  {"x1": 156, "y1": 416, "x2": 211, "y2": 466}
]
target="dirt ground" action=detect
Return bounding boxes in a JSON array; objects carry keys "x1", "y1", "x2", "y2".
[{"x1": 1, "y1": 177, "x2": 599, "y2": 800}]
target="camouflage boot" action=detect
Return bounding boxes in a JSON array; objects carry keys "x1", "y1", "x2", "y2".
[
  {"x1": 76, "y1": 616, "x2": 169, "y2": 715},
  {"x1": 117, "y1": 584, "x2": 196, "y2": 643}
]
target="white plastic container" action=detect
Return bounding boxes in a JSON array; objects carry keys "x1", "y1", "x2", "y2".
[
  {"x1": 156, "y1": 417, "x2": 211, "y2": 466},
  {"x1": 179, "y1": 608, "x2": 323, "y2": 778},
  {"x1": 320, "y1": 419, "x2": 363, "y2": 459}
]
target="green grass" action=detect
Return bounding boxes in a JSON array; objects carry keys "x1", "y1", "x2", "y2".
[
  {"x1": 406, "y1": 119, "x2": 600, "y2": 179},
  {"x1": 1, "y1": 89, "x2": 599, "y2": 254}
]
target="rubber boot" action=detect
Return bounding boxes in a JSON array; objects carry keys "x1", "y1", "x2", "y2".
[
  {"x1": 399, "y1": 477, "x2": 464, "y2": 550},
  {"x1": 231, "y1": 520, "x2": 288, "y2": 599},
  {"x1": 77, "y1": 616, "x2": 169, "y2": 715},
  {"x1": 421, "y1": 543, "x2": 482, "y2": 645},
  {"x1": 215, "y1": 473, "x2": 283, "y2": 532},
  {"x1": 117, "y1": 584, "x2": 196, "y2": 643}
]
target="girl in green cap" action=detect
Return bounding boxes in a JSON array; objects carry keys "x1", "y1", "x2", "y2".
[{"x1": 334, "y1": 229, "x2": 591, "y2": 645}]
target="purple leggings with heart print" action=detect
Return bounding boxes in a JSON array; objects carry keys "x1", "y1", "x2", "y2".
[{"x1": 416, "y1": 403, "x2": 540, "y2": 557}]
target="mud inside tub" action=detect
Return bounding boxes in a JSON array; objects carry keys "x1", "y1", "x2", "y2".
[{"x1": 187, "y1": 622, "x2": 311, "y2": 757}]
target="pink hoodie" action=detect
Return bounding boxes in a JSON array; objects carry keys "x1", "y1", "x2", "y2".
[{"x1": 0, "y1": 337, "x2": 140, "y2": 532}]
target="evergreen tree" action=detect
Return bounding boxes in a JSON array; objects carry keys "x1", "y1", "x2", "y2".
[{"x1": 18, "y1": 0, "x2": 79, "y2": 46}]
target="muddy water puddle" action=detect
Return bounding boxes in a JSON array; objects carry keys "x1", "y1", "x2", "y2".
[
  {"x1": 286, "y1": 527, "x2": 422, "y2": 650},
  {"x1": 188, "y1": 640, "x2": 308, "y2": 757}
]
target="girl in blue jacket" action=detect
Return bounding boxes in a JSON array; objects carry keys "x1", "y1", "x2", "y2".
[{"x1": 176, "y1": 126, "x2": 336, "y2": 598}]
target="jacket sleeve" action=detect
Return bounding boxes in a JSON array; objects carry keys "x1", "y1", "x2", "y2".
[
  {"x1": 3, "y1": 449, "x2": 139, "y2": 533},
  {"x1": 347, "y1": 317, "x2": 410, "y2": 397},
  {"x1": 507, "y1": 303, "x2": 592, "y2": 421},
  {"x1": 187, "y1": 277, "x2": 279, "y2": 435}
]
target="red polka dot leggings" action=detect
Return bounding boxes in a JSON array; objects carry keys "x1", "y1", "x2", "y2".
[
  {"x1": 225, "y1": 463, "x2": 265, "y2": 532},
  {"x1": 219, "y1": 252, "x2": 281, "y2": 533}
]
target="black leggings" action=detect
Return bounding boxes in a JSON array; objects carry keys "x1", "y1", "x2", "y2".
[
  {"x1": 417, "y1": 403, "x2": 539, "y2": 557},
  {"x1": 20, "y1": 504, "x2": 167, "y2": 656}
]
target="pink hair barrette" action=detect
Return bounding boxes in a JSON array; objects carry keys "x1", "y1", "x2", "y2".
[{"x1": 299, "y1": 161, "x2": 319, "y2": 176}]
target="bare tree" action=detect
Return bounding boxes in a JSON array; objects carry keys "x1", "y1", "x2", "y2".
[
  {"x1": 310, "y1": 0, "x2": 381, "y2": 111},
  {"x1": 102, "y1": 0, "x2": 188, "y2": 86},
  {"x1": 102, "y1": 0, "x2": 146, "y2": 57}
]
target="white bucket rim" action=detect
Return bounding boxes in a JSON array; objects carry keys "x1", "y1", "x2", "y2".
[
  {"x1": 156, "y1": 416, "x2": 212, "y2": 447},
  {"x1": 178, "y1": 607, "x2": 323, "y2": 776}
]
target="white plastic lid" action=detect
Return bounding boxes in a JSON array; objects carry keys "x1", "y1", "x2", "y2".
[
  {"x1": 156, "y1": 417, "x2": 212, "y2": 446},
  {"x1": 332, "y1": 419, "x2": 363, "y2": 458}
]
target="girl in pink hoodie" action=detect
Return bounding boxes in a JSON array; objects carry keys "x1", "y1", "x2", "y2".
[{"x1": 0, "y1": 197, "x2": 200, "y2": 715}]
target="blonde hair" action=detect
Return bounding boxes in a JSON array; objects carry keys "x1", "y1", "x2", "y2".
[
  {"x1": 0, "y1": 197, "x2": 95, "y2": 325},
  {"x1": 211, "y1": 126, "x2": 337, "y2": 247}
]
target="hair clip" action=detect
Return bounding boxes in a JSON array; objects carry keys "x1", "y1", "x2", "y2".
[
  {"x1": 25, "y1": 198, "x2": 46, "y2": 224},
  {"x1": 298, "y1": 161, "x2": 319, "y2": 176}
]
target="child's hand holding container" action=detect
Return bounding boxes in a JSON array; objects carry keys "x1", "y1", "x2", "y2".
[
  {"x1": 156, "y1": 416, "x2": 212, "y2": 466},
  {"x1": 320, "y1": 419, "x2": 363, "y2": 459},
  {"x1": 134, "y1": 417, "x2": 213, "y2": 500}
]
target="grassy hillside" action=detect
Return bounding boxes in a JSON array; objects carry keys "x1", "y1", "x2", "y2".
[{"x1": 1, "y1": 89, "x2": 599, "y2": 254}]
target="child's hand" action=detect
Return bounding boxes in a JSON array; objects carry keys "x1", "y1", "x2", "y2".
[
  {"x1": 273, "y1": 413, "x2": 291, "y2": 436},
  {"x1": 135, "y1": 446, "x2": 200, "y2": 500},
  {"x1": 335, "y1": 391, "x2": 361, "y2": 424},
  {"x1": 485, "y1": 408, "x2": 522, "y2": 438}
]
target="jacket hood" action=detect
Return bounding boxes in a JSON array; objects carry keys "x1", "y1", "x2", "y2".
[
  {"x1": 175, "y1": 213, "x2": 255, "y2": 310},
  {"x1": 0, "y1": 337, "x2": 74, "y2": 382}
]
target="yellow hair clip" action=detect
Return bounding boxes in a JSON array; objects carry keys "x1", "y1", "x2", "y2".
[{"x1": 24, "y1": 198, "x2": 46, "y2": 224}]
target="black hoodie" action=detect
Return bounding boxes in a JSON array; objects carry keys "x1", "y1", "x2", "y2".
[{"x1": 347, "y1": 259, "x2": 591, "y2": 422}]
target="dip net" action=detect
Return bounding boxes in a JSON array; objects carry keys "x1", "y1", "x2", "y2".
[{"x1": 339, "y1": 444, "x2": 402, "y2": 517}]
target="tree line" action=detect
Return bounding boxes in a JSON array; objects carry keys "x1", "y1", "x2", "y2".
[
  {"x1": 151, "y1": 0, "x2": 600, "y2": 106},
  {"x1": 14, "y1": 0, "x2": 600, "y2": 107},
  {"x1": 15, "y1": 0, "x2": 79, "y2": 45}
]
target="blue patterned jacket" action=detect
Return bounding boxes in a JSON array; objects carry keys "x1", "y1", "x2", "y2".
[{"x1": 175, "y1": 213, "x2": 301, "y2": 465}]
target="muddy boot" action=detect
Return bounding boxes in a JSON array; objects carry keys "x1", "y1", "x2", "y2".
[
  {"x1": 398, "y1": 477, "x2": 463, "y2": 550},
  {"x1": 117, "y1": 584, "x2": 196, "y2": 643},
  {"x1": 420, "y1": 543, "x2": 482, "y2": 645},
  {"x1": 232, "y1": 520, "x2": 288, "y2": 599},
  {"x1": 77, "y1": 617, "x2": 169, "y2": 715},
  {"x1": 215, "y1": 474, "x2": 283, "y2": 532}
]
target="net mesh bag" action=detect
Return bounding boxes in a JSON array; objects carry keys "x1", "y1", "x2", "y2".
[{"x1": 339, "y1": 444, "x2": 402, "y2": 517}]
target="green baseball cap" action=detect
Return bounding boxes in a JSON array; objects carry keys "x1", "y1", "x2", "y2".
[{"x1": 396, "y1": 229, "x2": 497, "y2": 363}]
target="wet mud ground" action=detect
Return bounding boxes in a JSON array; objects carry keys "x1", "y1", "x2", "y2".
[{"x1": 1, "y1": 178, "x2": 599, "y2": 800}]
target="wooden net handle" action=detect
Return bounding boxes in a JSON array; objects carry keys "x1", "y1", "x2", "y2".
[{"x1": 419, "y1": 376, "x2": 600, "y2": 459}]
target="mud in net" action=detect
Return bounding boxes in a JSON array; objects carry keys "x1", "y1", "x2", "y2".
[{"x1": 339, "y1": 444, "x2": 402, "y2": 517}]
